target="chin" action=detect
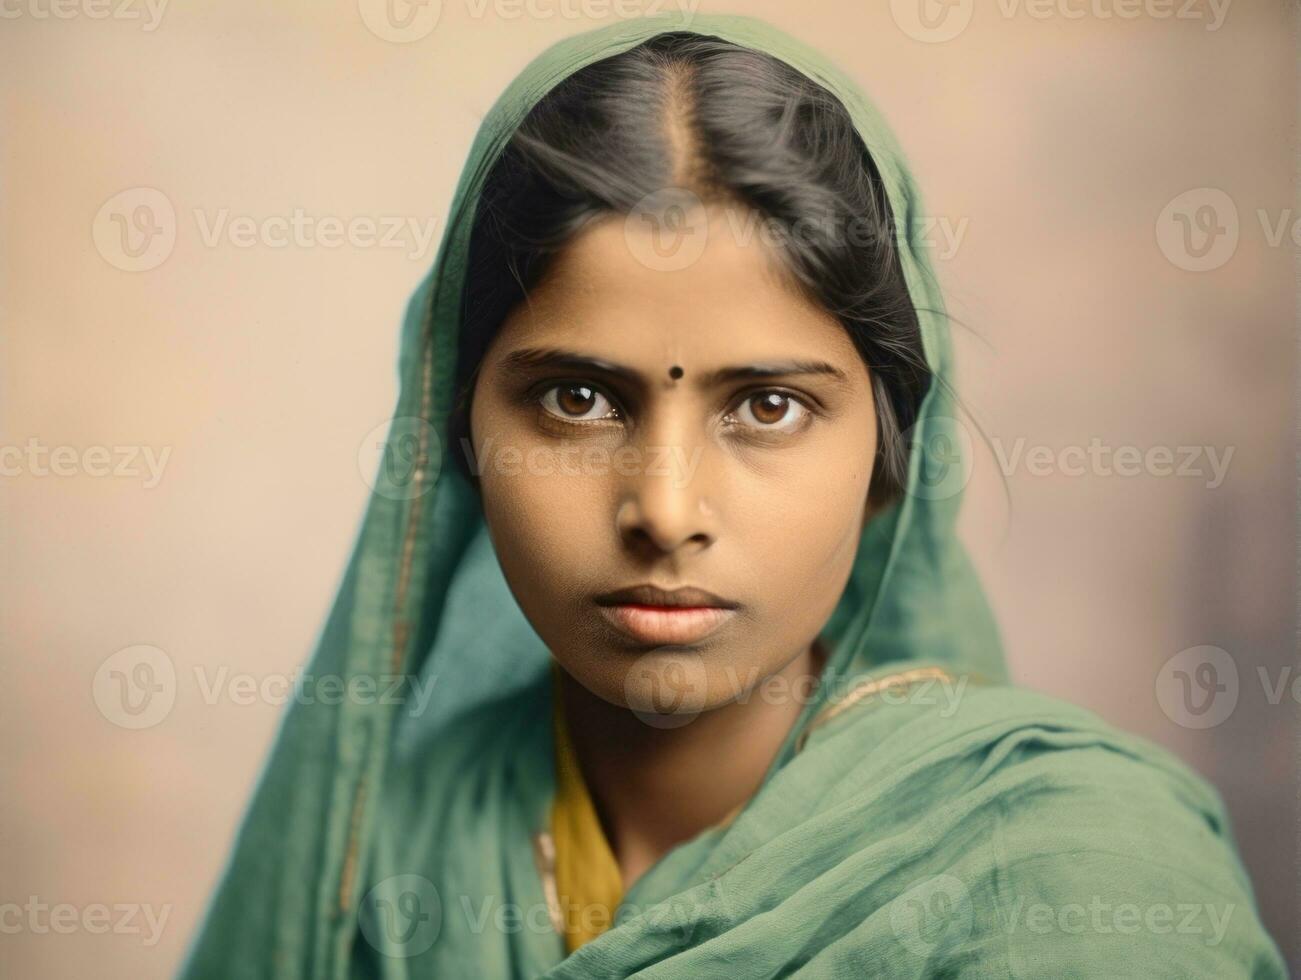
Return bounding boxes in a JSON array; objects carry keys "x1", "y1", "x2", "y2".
[{"x1": 564, "y1": 646, "x2": 716, "y2": 716}]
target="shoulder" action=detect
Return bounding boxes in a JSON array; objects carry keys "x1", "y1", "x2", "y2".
[
  {"x1": 810, "y1": 673, "x2": 1222, "y2": 806},
  {"x1": 812, "y1": 676, "x2": 1234, "y2": 851},
  {"x1": 808, "y1": 677, "x2": 1286, "y2": 976}
]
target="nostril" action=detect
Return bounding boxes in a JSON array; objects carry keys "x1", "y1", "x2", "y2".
[{"x1": 615, "y1": 492, "x2": 715, "y2": 556}]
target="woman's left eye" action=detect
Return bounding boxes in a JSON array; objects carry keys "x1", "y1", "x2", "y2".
[{"x1": 726, "y1": 391, "x2": 810, "y2": 432}]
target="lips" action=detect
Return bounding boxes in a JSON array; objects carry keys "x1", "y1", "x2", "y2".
[{"x1": 594, "y1": 584, "x2": 739, "y2": 646}]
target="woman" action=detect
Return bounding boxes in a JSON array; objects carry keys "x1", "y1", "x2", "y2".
[{"x1": 180, "y1": 15, "x2": 1285, "y2": 978}]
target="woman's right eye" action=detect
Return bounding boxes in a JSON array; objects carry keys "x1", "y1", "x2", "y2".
[{"x1": 538, "y1": 383, "x2": 620, "y2": 423}]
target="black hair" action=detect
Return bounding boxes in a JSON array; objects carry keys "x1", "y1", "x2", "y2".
[{"x1": 448, "y1": 31, "x2": 930, "y2": 507}]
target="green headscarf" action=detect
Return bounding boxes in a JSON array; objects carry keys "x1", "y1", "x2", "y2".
[{"x1": 180, "y1": 15, "x2": 1284, "y2": 978}]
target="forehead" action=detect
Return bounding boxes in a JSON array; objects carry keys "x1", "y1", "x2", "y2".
[{"x1": 490, "y1": 204, "x2": 861, "y2": 368}]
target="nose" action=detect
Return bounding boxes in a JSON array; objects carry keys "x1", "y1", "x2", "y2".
[{"x1": 615, "y1": 439, "x2": 715, "y2": 558}]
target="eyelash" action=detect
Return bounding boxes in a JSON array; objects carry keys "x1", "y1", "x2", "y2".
[{"x1": 530, "y1": 380, "x2": 818, "y2": 437}]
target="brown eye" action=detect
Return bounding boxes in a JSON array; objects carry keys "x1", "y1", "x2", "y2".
[
  {"x1": 540, "y1": 383, "x2": 618, "y2": 422},
  {"x1": 750, "y1": 392, "x2": 789, "y2": 425},
  {"x1": 732, "y1": 391, "x2": 809, "y2": 432}
]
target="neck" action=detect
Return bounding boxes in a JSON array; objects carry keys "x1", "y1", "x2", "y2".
[{"x1": 556, "y1": 640, "x2": 827, "y2": 893}]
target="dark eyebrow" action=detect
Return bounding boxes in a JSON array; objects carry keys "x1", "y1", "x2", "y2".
[
  {"x1": 498, "y1": 347, "x2": 642, "y2": 386},
  {"x1": 498, "y1": 347, "x2": 852, "y2": 389}
]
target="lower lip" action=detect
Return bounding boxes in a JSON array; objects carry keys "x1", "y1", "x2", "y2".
[{"x1": 597, "y1": 604, "x2": 736, "y2": 645}]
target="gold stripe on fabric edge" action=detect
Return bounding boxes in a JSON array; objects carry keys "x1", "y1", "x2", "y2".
[
  {"x1": 532, "y1": 830, "x2": 565, "y2": 937},
  {"x1": 338, "y1": 289, "x2": 439, "y2": 915},
  {"x1": 336, "y1": 776, "x2": 369, "y2": 915},
  {"x1": 794, "y1": 666, "x2": 960, "y2": 754},
  {"x1": 389, "y1": 306, "x2": 437, "y2": 675}
]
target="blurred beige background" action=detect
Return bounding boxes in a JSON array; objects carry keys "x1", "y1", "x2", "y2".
[{"x1": 2, "y1": 0, "x2": 1295, "y2": 975}]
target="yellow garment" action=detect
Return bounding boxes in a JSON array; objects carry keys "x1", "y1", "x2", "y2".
[{"x1": 549, "y1": 665, "x2": 624, "y2": 953}]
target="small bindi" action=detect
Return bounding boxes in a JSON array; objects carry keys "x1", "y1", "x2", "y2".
[{"x1": 668, "y1": 365, "x2": 684, "y2": 380}]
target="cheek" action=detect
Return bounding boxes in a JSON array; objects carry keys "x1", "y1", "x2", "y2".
[
  {"x1": 477, "y1": 456, "x2": 610, "y2": 598},
  {"x1": 471, "y1": 393, "x2": 624, "y2": 615},
  {"x1": 729, "y1": 434, "x2": 873, "y2": 643}
]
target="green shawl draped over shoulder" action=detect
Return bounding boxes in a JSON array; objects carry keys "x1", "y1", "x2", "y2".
[{"x1": 179, "y1": 15, "x2": 1285, "y2": 979}]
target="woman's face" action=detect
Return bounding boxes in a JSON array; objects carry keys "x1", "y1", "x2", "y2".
[{"x1": 468, "y1": 204, "x2": 878, "y2": 717}]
